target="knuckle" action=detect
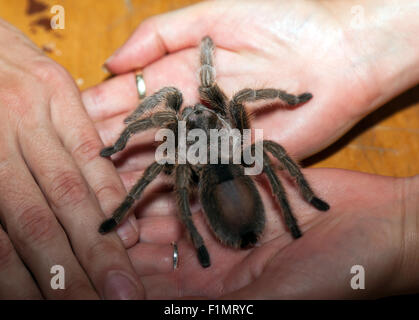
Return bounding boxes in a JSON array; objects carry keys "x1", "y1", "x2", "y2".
[
  {"x1": 94, "y1": 184, "x2": 122, "y2": 202},
  {"x1": 86, "y1": 84, "x2": 106, "y2": 108},
  {"x1": 140, "y1": 17, "x2": 156, "y2": 31},
  {"x1": 14, "y1": 205, "x2": 58, "y2": 247},
  {"x1": 49, "y1": 171, "x2": 89, "y2": 208},
  {"x1": 0, "y1": 231, "x2": 14, "y2": 268},
  {"x1": 60, "y1": 278, "x2": 93, "y2": 299},
  {"x1": 31, "y1": 59, "x2": 71, "y2": 85},
  {"x1": 72, "y1": 135, "x2": 103, "y2": 164},
  {"x1": 0, "y1": 83, "x2": 33, "y2": 119},
  {"x1": 85, "y1": 239, "x2": 120, "y2": 263}
]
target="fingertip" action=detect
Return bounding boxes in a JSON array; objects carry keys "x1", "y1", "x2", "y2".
[
  {"x1": 116, "y1": 215, "x2": 140, "y2": 248},
  {"x1": 104, "y1": 17, "x2": 168, "y2": 74},
  {"x1": 104, "y1": 3, "x2": 212, "y2": 74},
  {"x1": 82, "y1": 72, "x2": 139, "y2": 122}
]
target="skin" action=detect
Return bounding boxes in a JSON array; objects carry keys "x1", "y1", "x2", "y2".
[
  {"x1": 0, "y1": 0, "x2": 417, "y2": 299},
  {"x1": 81, "y1": 0, "x2": 419, "y2": 299},
  {"x1": 0, "y1": 20, "x2": 142, "y2": 299}
]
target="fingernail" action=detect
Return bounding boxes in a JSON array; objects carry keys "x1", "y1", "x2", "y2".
[
  {"x1": 102, "y1": 54, "x2": 114, "y2": 73},
  {"x1": 116, "y1": 216, "x2": 138, "y2": 245},
  {"x1": 101, "y1": 63, "x2": 110, "y2": 74},
  {"x1": 104, "y1": 271, "x2": 140, "y2": 300}
]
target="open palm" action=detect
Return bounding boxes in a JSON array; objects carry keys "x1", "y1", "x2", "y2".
[
  {"x1": 83, "y1": 0, "x2": 389, "y2": 163},
  {"x1": 117, "y1": 168, "x2": 405, "y2": 299},
  {"x1": 81, "y1": 0, "x2": 417, "y2": 299}
]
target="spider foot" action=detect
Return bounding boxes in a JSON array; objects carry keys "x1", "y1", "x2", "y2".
[
  {"x1": 197, "y1": 245, "x2": 211, "y2": 268},
  {"x1": 100, "y1": 146, "x2": 116, "y2": 157},
  {"x1": 310, "y1": 197, "x2": 330, "y2": 211},
  {"x1": 240, "y1": 231, "x2": 258, "y2": 249},
  {"x1": 297, "y1": 92, "x2": 313, "y2": 103},
  {"x1": 99, "y1": 217, "x2": 117, "y2": 234},
  {"x1": 290, "y1": 225, "x2": 302, "y2": 239}
]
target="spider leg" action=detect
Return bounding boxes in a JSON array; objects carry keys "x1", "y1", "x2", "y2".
[
  {"x1": 199, "y1": 36, "x2": 216, "y2": 87},
  {"x1": 229, "y1": 92, "x2": 324, "y2": 211},
  {"x1": 198, "y1": 36, "x2": 228, "y2": 116},
  {"x1": 229, "y1": 87, "x2": 312, "y2": 133},
  {"x1": 100, "y1": 111, "x2": 177, "y2": 157},
  {"x1": 175, "y1": 164, "x2": 210, "y2": 268},
  {"x1": 260, "y1": 151, "x2": 301, "y2": 238},
  {"x1": 228, "y1": 98, "x2": 251, "y2": 135},
  {"x1": 261, "y1": 140, "x2": 330, "y2": 211},
  {"x1": 232, "y1": 88, "x2": 312, "y2": 107},
  {"x1": 99, "y1": 161, "x2": 164, "y2": 234},
  {"x1": 124, "y1": 87, "x2": 183, "y2": 124}
]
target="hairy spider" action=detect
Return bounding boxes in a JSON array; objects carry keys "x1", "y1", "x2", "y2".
[{"x1": 98, "y1": 36, "x2": 330, "y2": 268}]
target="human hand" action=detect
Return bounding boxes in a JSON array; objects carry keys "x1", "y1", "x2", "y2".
[
  {"x1": 0, "y1": 19, "x2": 143, "y2": 299},
  {"x1": 83, "y1": 0, "x2": 419, "y2": 163},
  {"x1": 118, "y1": 169, "x2": 418, "y2": 299},
  {"x1": 80, "y1": 0, "x2": 419, "y2": 299}
]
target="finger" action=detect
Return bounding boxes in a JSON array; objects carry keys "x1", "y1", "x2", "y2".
[
  {"x1": 0, "y1": 154, "x2": 98, "y2": 299},
  {"x1": 19, "y1": 120, "x2": 142, "y2": 299},
  {"x1": 82, "y1": 72, "x2": 140, "y2": 122},
  {"x1": 85, "y1": 41, "x2": 251, "y2": 125},
  {"x1": 51, "y1": 81, "x2": 139, "y2": 245},
  {"x1": 141, "y1": 274, "x2": 179, "y2": 299},
  {"x1": 83, "y1": 49, "x2": 199, "y2": 123},
  {"x1": 127, "y1": 243, "x2": 173, "y2": 276},
  {"x1": 104, "y1": 1, "x2": 217, "y2": 74},
  {"x1": 89, "y1": 111, "x2": 160, "y2": 174},
  {"x1": 0, "y1": 225, "x2": 42, "y2": 299},
  {"x1": 138, "y1": 239, "x2": 227, "y2": 299},
  {"x1": 137, "y1": 215, "x2": 182, "y2": 244}
]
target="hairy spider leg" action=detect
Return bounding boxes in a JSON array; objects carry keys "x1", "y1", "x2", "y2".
[
  {"x1": 228, "y1": 87, "x2": 312, "y2": 137},
  {"x1": 99, "y1": 162, "x2": 165, "y2": 233},
  {"x1": 261, "y1": 151, "x2": 302, "y2": 238},
  {"x1": 198, "y1": 36, "x2": 229, "y2": 117},
  {"x1": 100, "y1": 111, "x2": 177, "y2": 157},
  {"x1": 229, "y1": 87, "x2": 327, "y2": 238},
  {"x1": 232, "y1": 88, "x2": 313, "y2": 107},
  {"x1": 261, "y1": 140, "x2": 330, "y2": 211},
  {"x1": 124, "y1": 86, "x2": 183, "y2": 124},
  {"x1": 175, "y1": 164, "x2": 211, "y2": 268}
]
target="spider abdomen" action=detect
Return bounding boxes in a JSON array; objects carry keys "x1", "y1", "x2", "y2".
[
  {"x1": 199, "y1": 164, "x2": 265, "y2": 248},
  {"x1": 99, "y1": 35, "x2": 329, "y2": 268}
]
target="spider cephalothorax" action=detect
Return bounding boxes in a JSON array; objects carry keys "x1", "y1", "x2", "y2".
[{"x1": 99, "y1": 36, "x2": 329, "y2": 268}]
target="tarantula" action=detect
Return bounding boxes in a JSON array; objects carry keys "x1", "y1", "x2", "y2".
[{"x1": 99, "y1": 36, "x2": 330, "y2": 268}]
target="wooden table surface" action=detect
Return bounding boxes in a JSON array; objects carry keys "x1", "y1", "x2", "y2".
[{"x1": 2, "y1": 0, "x2": 418, "y2": 177}]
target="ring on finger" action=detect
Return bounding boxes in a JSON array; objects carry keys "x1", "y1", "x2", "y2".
[
  {"x1": 135, "y1": 70, "x2": 146, "y2": 99},
  {"x1": 171, "y1": 241, "x2": 178, "y2": 270}
]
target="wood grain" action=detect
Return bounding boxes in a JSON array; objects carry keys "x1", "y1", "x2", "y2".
[{"x1": 2, "y1": 0, "x2": 418, "y2": 177}]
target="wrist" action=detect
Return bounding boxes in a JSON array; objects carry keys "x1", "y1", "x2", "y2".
[
  {"x1": 321, "y1": 0, "x2": 419, "y2": 113},
  {"x1": 390, "y1": 175, "x2": 419, "y2": 295}
]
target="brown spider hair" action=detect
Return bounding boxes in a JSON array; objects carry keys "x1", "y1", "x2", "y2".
[{"x1": 99, "y1": 36, "x2": 329, "y2": 268}]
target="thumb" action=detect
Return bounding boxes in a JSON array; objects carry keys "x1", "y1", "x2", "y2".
[{"x1": 104, "y1": 1, "x2": 219, "y2": 74}]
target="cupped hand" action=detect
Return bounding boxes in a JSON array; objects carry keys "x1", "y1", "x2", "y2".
[
  {"x1": 80, "y1": 0, "x2": 419, "y2": 299},
  {"x1": 82, "y1": 0, "x2": 413, "y2": 165},
  {"x1": 0, "y1": 20, "x2": 143, "y2": 299},
  {"x1": 100, "y1": 166, "x2": 418, "y2": 299}
]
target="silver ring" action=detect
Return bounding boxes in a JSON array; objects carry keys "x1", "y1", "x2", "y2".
[
  {"x1": 135, "y1": 71, "x2": 146, "y2": 99},
  {"x1": 171, "y1": 242, "x2": 178, "y2": 270}
]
